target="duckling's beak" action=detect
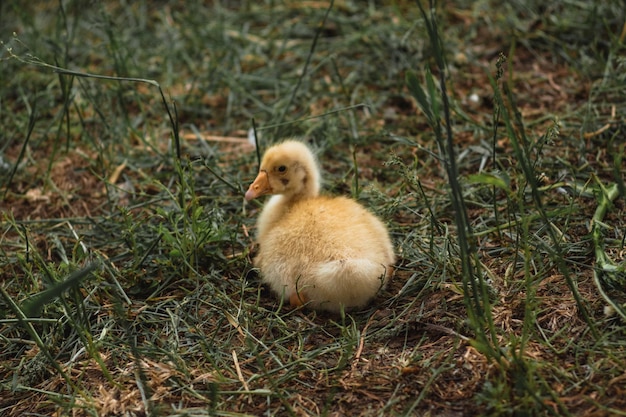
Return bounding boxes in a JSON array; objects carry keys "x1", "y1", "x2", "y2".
[{"x1": 245, "y1": 171, "x2": 271, "y2": 200}]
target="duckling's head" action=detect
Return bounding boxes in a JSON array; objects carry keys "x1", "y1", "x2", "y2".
[{"x1": 245, "y1": 140, "x2": 320, "y2": 201}]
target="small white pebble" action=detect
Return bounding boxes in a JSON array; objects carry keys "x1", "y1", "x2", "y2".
[
  {"x1": 0, "y1": 155, "x2": 11, "y2": 171},
  {"x1": 248, "y1": 128, "x2": 257, "y2": 147}
]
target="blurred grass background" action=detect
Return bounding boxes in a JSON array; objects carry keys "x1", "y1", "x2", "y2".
[{"x1": 1, "y1": 1, "x2": 626, "y2": 416}]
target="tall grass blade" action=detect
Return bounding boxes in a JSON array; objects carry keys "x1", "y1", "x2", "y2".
[
  {"x1": 410, "y1": 0, "x2": 500, "y2": 361},
  {"x1": 2, "y1": 99, "x2": 36, "y2": 198},
  {"x1": 0, "y1": 287, "x2": 78, "y2": 392},
  {"x1": 488, "y1": 72, "x2": 598, "y2": 338},
  {"x1": 587, "y1": 179, "x2": 626, "y2": 320},
  {"x1": 274, "y1": 0, "x2": 334, "y2": 137},
  {"x1": 21, "y1": 261, "x2": 100, "y2": 317}
]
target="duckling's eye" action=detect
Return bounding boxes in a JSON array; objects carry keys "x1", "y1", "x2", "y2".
[{"x1": 277, "y1": 165, "x2": 287, "y2": 173}]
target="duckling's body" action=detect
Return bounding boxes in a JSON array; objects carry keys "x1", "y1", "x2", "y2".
[{"x1": 246, "y1": 140, "x2": 395, "y2": 313}]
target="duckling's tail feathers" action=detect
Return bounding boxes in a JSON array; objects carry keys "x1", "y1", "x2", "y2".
[{"x1": 309, "y1": 259, "x2": 391, "y2": 310}]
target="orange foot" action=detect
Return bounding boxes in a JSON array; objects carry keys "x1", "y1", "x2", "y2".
[{"x1": 289, "y1": 291, "x2": 308, "y2": 307}]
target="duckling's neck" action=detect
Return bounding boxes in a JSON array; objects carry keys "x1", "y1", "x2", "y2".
[
  {"x1": 256, "y1": 195, "x2": 290, "y2": 240},
  {"x1": 257, "y1": 179, "x2": 318, "y2": 240},
  {"x1": 289, "y1": 186, "x2": 318, "y2": 202},
  {"x1": 293, "y1": 169, "x2": 320, "y2": 201}
]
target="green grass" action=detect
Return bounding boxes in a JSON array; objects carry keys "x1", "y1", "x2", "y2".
[{"x1": 1, "y1": 1, "x2": 626, "y2": 416}]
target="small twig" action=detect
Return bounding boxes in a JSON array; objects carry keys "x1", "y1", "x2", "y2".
[
  {"x1": 108, "y1": 160, "x2": 127, "y2": 184},
  {"x1": 583, "y1": 123, "x2": 612, "y2": 139},
  {"x1": 354, "y1": 311, "x2": 377, "y2": 364},
  {"x1": 583, "y1": 105, "x2": 617, "y2": 139},
  {"x1": 232, "y1": 350, "x2": 251, "y2": 396},
  {"x1": 180, "y1": 132, "x2": 252, "y2": 144},
  {"x1": 421, "y1": 322, "x2": 470, "y2": 342}
]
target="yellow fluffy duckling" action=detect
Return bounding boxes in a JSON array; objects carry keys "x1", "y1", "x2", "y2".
[{"x1": 245, "y1": 140, "x2": 395, "y2": 313}]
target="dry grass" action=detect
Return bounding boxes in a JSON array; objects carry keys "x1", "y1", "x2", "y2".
[{"x1": 1, "y1": 1, "x2": 626, "y2": 416}]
